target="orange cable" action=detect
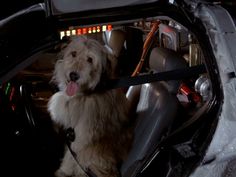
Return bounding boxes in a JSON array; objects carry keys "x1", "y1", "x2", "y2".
[{"x1": 132, "y1": 21, "x2": 160, "y2": 77}]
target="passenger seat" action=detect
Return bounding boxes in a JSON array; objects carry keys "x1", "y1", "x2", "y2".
[{"x1": 121, "y1": 47, "x2": 188, "y2": 177}]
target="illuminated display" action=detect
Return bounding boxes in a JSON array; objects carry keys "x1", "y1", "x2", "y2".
[{"x1": 60, "y1": 24, "x2": 113, "y2": 39}]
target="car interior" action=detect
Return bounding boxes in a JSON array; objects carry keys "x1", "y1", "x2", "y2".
[{"x1": 0, "y1": 1, "x2": 228, "y2": 177}]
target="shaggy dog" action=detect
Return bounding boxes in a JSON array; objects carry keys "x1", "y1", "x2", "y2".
[{"x1": 48, "y1": 36, "x2": 133, "y2": 177}]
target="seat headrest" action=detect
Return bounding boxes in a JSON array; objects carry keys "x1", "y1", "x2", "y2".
[{"x1": 149, "y1": 47, "x2": 188, "y2": 94}]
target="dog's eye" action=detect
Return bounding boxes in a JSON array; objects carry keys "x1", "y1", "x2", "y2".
[
  {"x1": 71, "y1": 51, "x2": 77, "y2": 57},
  {"x1": 87, "y1": 57, "x2": 93, "y2": 64}
]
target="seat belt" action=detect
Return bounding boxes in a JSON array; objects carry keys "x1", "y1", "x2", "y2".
[
  {"x1": 65, "y1": 128, "x2": 98, "y2": 177},
  {"x1": 105, "y1": 64, "x2": 206, "y2": 90}
]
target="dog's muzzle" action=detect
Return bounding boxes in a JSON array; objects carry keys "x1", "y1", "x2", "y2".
[
  {"x1": 69, "y1": 71, "x2": 80, "y2": 81},
  {"x1": 66, "y1": 72, "x2": 80, "y2": 96}
]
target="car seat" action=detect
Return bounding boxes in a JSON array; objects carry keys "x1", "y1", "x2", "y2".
[{"x1": 121, "y1": 47, "x2": 188, "y2": 177}]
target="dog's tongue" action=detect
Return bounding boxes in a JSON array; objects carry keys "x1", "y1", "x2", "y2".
[{"x1": 66, "y1": 81, "x2": 79, "y2": 96}]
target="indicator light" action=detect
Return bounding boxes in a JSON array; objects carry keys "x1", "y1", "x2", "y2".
[
  {"x1": 102, "y1": 25, "x2": 107, "y2": 32},
  {"x1": 9, "y1": 87, "x2": 15, "y2": 101},
  {"x1": 5, "y1": 83, "x2": 10, "y2": 95},
  {"x1": 66, "y1": 30, "x2": 71, "y2": 36},
  {"x1": 60, "y1": 31, "x2": 65, "y2": 39},
  {"x1": 82, "y1": 28, "x2": 87, "y2": 34},
  {"x1": 60, "y1": 24, "x2": 113, "y2": 39},
  {"x1": 107, "y1": 24, "x2": 112, "y2": 31},
  {"x1": 92, "y1": 27, "x2": 96, "y2": 33},
  {"x1": 71, "y1": 30, "x2": 76, "y2": 35},
  {"x1": 97, "y1": 26, "x2": 101, "y2": 32},
  {"x1": 11, "y1": 104, "x2": 16, "y2": 111},
  {"x1": 88, "y1": 27, "x2": 92, "y2": 34},
  {"x1": 77, "y1": 29, "x2": 82, "y2": 35}
]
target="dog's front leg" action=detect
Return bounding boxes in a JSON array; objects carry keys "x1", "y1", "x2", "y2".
[
  {"x1": 55, "y1": 149, "x2": 77, "y2": 177},
  {"x1": 88, "y1": 163, "x2": 120, "y2": 177},
  {"x1": 48, "y1": 91, "x2": 71, "y2": 128},
  {"x1": 56, "y1": 148, "x2": 89, "y2": 177}
]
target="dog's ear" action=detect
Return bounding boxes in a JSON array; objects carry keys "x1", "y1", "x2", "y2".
[
  {"x1": 49, "y1": 74, "x2": 59, "y2": 93},
  {"x1": 49, "y1": 59, "x2": 63, "y2": 93},
  {"x1": 54, "y1": 36, "x2": 73, "y2": 58},
  {"x1": 51, "y1": 36, "x2": 71, "y2": 89},
  {"x1": 96, "y1": 49, "x2": 117, "y2": 91}
]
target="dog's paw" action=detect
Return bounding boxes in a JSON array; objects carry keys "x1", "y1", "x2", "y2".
[
  {"x1": 48, "y1": 91, "x2": 70, "y2": 127},
  {"x1": 54, "y1": 169, "x2": 69, "y2": 177}
]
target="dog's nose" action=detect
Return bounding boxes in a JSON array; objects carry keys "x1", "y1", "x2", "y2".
[{"x1": 69, "y1": 72, "x2": 79, "y2": 81}]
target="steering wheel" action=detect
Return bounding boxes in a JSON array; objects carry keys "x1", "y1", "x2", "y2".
[{"x1": 19, "y1": 84, "x2": 37, "y2": 129}]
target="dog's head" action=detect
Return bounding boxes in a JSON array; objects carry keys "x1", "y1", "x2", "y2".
[{"x1": 53, "y1": 36, "x2": 116, "y2": 96}]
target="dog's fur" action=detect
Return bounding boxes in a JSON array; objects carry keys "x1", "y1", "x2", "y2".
[{"x1": 48, "y1": 36, "x2": 133, "y2": 177}]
